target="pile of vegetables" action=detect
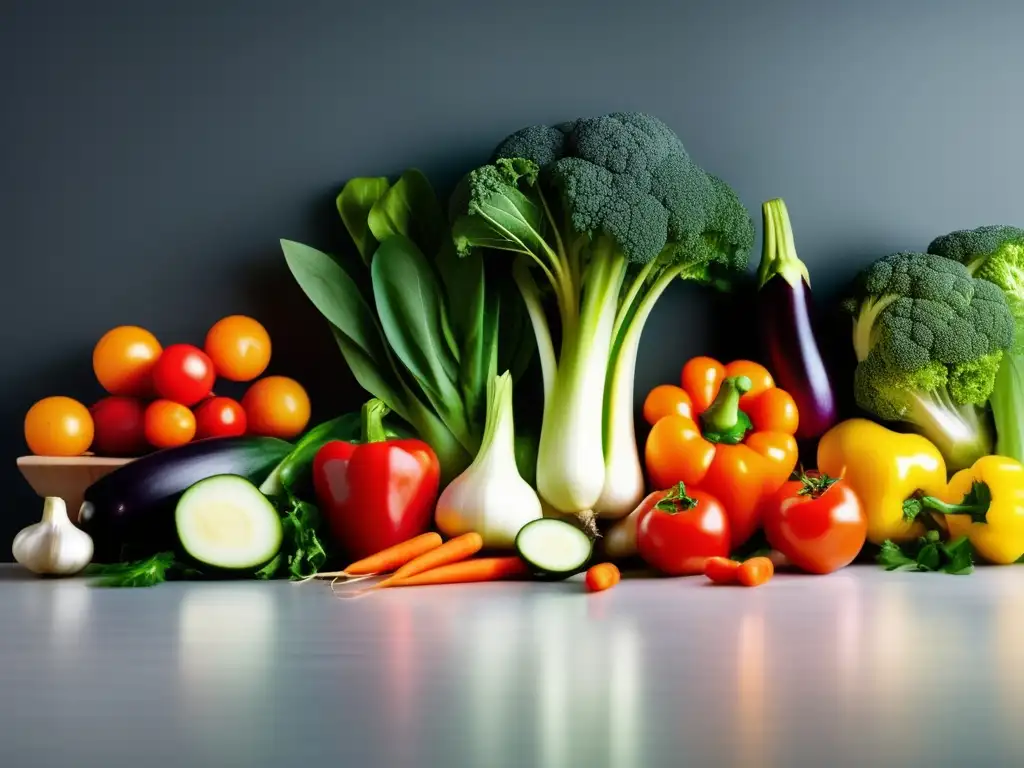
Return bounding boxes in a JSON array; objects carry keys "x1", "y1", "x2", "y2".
[{"x1": 16, "y1": 109, "x2": 1024, "y2": 591}]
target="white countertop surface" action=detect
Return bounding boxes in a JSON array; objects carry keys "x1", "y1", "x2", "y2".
[{"x1": 2, "y1": 564, "x2": 1022, "y2": 767}]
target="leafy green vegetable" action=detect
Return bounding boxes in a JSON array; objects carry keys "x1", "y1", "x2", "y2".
[
  {"x1": 85, "y1": 552, "x2": 185, "y2": 587},
  {"x1": 336, "y1": 177, "x2": 390, "y2": 264},
  {"x1": 283, "y1": 166, "x2": 535, "y2": 485},
  {"x1": 451, "y1": 112, "x2": 753, "y2": 521},
  {"x1": 843, "y1": 251, "x2": 1014, "y2": 470},
  {"x1": 256, "y1": 494, "x2": 327, "y2": 580},
  {"x1": 877, "y1": 531, "x2": 975, "y2": 575}
]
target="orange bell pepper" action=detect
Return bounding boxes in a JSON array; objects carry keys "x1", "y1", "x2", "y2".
[{"x1": 644, "y1": 357, "x2": 799, "y2": 549}]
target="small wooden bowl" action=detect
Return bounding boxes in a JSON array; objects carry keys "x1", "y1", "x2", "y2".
[{"x1": 17, "y1": 455, "x2": 134, "y2": 523}]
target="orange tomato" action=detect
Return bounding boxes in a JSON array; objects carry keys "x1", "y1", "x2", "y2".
[
  {"x1": 24, "y1": 396, "x2": 94, "y2": 456},
  {"x1": 92, "y1": 326, "x2": 162, "y2": 397},
  {"x1": 242, "y1": 376, "x2": 310, "y2": 439},
  {"x1": 205, "y1": 315, "x2": 272, "y2": 382},
  {"x1": 144, "y1": 400, "x2": 196, "y2": 449},
  {"x1": 642, "y1": 385, "x2": 692, "y2": 425}
]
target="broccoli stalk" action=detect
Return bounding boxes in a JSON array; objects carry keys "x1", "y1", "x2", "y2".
[
  {"x1": 928, "y1": 226, "x2": 1024, "y2": 465},
  {"x1": 845, "y1": 251, "x2": 1014, "y2": 471},
  {"x1": 452, "y1": 113, "x2": 753, "y2": 523}
]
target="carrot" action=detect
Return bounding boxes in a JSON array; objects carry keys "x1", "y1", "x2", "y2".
[
  {"x1": 585, "y1": 563, "x2": 620, "y2": 593},
  {"x1": 385, "y1": 557, "x2": 529, "y2": 588},
  {"x1": 376, "y1": 532, "x2": 484, "y2": 588},
  {"x1": 704, "y1": 556, "x2": 741, "y2": 585},
  {"x1": 306, "y1": 532, "x2": 444, "y2": 582},
  {"x1": 737, "y1": 556, "x2": 774, "y2": 587}
]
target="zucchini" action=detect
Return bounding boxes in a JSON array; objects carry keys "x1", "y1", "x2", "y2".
[
  {"x1": 175, "y1": 475, "x2": 282, "y2": 570},
  {"x1": 515, "y1": 518, "x2": 593, "y2": 579},
  {"x1": 80, "y1": 436, "x2": 292, "y2": 560}
]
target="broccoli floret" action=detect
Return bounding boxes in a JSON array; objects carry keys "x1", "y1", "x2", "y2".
[
  {"x1": 928, "y1": 225, "x2": 1024, "y2": 463},
  {"x1": 453, "y1": 111, "x2": 754, "y2": 520},
  {"x1": 845, "y1": 251, "x2": 1013, "y2": 470}
]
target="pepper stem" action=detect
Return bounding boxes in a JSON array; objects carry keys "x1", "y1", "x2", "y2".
[
  {"x1": 700, "y1": 376, "x2": 753, "y2": 444},
  {"x1": 361, "y1": 398, "x2": 391, "y2": 444},
  {"x1": 916, "y1": 481, "x2": 991, "y2": 525}
]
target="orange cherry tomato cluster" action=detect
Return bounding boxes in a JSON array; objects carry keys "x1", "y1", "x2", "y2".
[{"x1": 24, "y1": 316, "x2": 311, "y2": 458}]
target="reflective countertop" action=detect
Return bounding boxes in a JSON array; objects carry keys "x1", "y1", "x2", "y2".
[{"x1": 1, "y1": 565, "x2": 1022, "y2": 767}]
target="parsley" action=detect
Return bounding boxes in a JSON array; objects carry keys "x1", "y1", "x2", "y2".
[{"x1": 877, "y1": 531, "x2": 975, "y2": 575}]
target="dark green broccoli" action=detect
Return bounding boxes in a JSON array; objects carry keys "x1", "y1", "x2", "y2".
[
  {"x1": 845, "y1": 251, "x2": 1014, "y2": 470},
  {"x1": 451, "y1": 112, "x2": 754, "y2": 522},
  {"x1": 927, "y1": 225, "x2": 1024, "y2": 464}
]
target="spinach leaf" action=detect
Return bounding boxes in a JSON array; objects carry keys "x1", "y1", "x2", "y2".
[
  {"x1": 371, "y1": 235, "x2": 470, "y2": 442},
  {"x1": 337, "y1": 177, "x2": 390, "y2": 265},
  {"x1": 367, "y1": 169, "x2": 444, "y2": 258}
]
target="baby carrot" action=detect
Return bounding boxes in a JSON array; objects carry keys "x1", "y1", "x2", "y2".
[
  {"x1": 704, "y1": 556, "x2": 741, "y2": 585},
  {"x1": 376, "y1": 532, "x2": 484, "y2": 588},
  {"x1": 737, "y1": 556, "x2": 774, "y2": 587},
  {"x1": 585, "y1": 563, "x2": 620, "y2": 593},
  {"x1": 385, "y1": 557, "x2": 529, "y2": 588}
]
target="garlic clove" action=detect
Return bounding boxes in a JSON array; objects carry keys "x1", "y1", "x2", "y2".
[{"x1": 13, "y1": 497, "x2": 94, "y2": 576}]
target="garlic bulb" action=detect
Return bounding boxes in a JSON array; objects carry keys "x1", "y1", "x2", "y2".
[
  {"x1": 13, "y1": 497, "x2": 94, "y2": 576},
  {"x1": 435, "y1": 372, "x2": 543, "y2": 548}
]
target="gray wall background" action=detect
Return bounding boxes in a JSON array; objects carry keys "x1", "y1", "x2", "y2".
[{"x1": 3, "y1": 0, "x2": 1023, "y2": 554}]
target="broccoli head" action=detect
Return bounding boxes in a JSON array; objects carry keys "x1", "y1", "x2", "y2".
[
  {"x1": 927, "y1": 225, "x2": 1024, "y2": 464},
  {"x1": 927, "y1": 225, "x2": 1024, "y2": 349},
  {"x1": 845, "y1": 251, "x2": 1013, "y2": 470},
  {"x1": 492, "y1": 111, "x2": 753, "y2": 275}
]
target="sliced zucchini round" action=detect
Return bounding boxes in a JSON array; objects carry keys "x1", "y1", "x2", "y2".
[
  {"x1": 515, "y1": 518, "x2": 593, "y2": 580},
  {"x1": 175, "y1": 475, "x2": 282, "y2": 571}
]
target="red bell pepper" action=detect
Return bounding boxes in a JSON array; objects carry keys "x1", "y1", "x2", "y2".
[{"x1": 312, "y1": 399, "x2": 440, "y2": 560}]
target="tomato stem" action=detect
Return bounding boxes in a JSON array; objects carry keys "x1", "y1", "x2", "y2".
[
  {"x1": 797, "y1": 472, "x2": 838, "y2": 499},
  {"x1": 653, "y1": 482, "x2": 698, "y2": 514}
]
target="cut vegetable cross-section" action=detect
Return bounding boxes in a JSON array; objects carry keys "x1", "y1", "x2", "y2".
[{"x1": 175, "y1": 475, "x2": 283, "y2": 571}]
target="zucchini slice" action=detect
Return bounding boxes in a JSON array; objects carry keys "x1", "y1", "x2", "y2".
[
  {"x1": 515, "y1": 518, "x2": 593, "y2": 579},
  {"x1": 175, "y1": 475, "x2": 282, "y2": 570}
]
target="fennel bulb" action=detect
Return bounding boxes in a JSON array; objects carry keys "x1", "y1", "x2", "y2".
[{"x1": 435, "y1": 372, "x2": 543, "y2": 548}]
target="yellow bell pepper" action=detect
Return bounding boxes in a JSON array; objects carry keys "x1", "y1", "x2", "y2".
[
  {"x1": 914, "y1": 455, "x2": 1024, "y2": 565},
  {"x1": 817, "y1": 418, "x2": 948, "y2": 545}
]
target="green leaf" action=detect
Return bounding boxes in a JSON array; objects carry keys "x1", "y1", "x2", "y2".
[
  {"x1": 877, "y1": 540, "x2": 920, "y2": 570},
  {"x1": 86, "y1": 552, "x2": 180, "y2": 588},
  {"x1": 337, "y1": 177, "x2": 390, "y2": 265},
  {"x1": 253, "y1": 553, "x2": 283, "y2": 580},
  {"x1": 367, "y1": 170, "x2": 444, "y2": 257},
  {"x1": 902, "y1": 497, "x2": 923, "y2": 522},
  {"x1": 939, "y1": 536, "x2": 976, "y2": 575},
  {"x1": 281, "y1": 240, "x2": 390, "y2": 371},
  {"x1": 371, "y1": 235, "x2": 467, "y2": 432},
  {"x1": 917, "y1": 543, "x2": 941, "y2": 571}
]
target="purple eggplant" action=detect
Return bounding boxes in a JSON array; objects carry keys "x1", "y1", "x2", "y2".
[{"x1": 756, "y1": 198, "x2": 838, "y2": 439}]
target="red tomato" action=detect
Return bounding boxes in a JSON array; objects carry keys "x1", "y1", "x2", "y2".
[
  {"x1": 152, "y1": 344, "x2": 216, "y2": 407},
  {"x1": 636, "y1": 482, "x2": 731, "y2": 576},
  {"x1": 89, "y1": 396, "x2": 148, "y2": 456},
  {"x1": 762, "y1": 473, "x2": 867, "y2": 574},
  {"x1": 144, "y1": 400, "x2": 196, "y2": 449},
  {"x1": 194, "y1": 397, "x2": 247, "y2": 439}
]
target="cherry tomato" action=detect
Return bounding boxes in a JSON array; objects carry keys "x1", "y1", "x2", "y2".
[
  {"x1": 89, "y1": 396, "x2": 148, "y2": 456},
  {"x1": 24, "y1": 396, "x2": 94, "y2": 456},
  {"x1": 636, "y1": 482, "x2": 730, "y2": 576},
  {"x1": 144, "y1": 400, "x2": 196, "y2": 449},
  {"x1": 642, "y1": 385, "x2": 693, "y2": 426},
  {"x1": 152, "y1": 344, "x2": 216, "y2": 407},
  {"x1": 92, "y1": 326, "x2": 162, "y2": 397},
  {"x1": 205, "y1": 315, "x2": 272, "y2": 382},
  {"x1": 242, "y1": 376, "x2": 310, "y2": 439},
  {"x1": 194, "y1": 396, "x2": 247, "y2": 439},
  {"x1": 762, "y1": 473, "x2": 867, "y2": 574}
]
